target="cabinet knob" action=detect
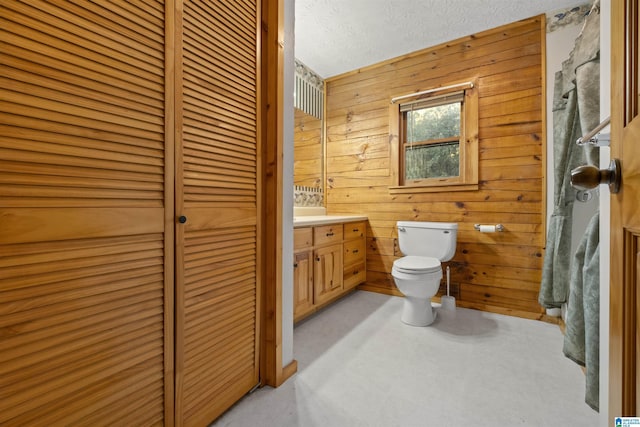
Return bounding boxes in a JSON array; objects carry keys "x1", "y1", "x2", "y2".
[
  {"x1": 352, "y1": 249, "x2": 359, "y2": 254},
  {"x1": 178, "y1": 215, "x2": 187, "y2": 224},
  {"x1": 316, "y1": 257, "x2": 320, "y2": 262},
  {"x1": 326, "y1": 232, "x2": 334, "y2": 237},
  {"x1": 293, "y1": 262, "x2": 298, "y2": 268}
]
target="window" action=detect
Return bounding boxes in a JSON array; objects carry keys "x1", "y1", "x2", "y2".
[
  {"x1": 389, "y1": 82, "x2": 478, "y2": 192},
  {"x1": 403, "y1": 97, "x2": 461, "y2": 181}
]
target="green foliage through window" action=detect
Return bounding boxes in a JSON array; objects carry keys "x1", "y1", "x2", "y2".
[
  {"x1": 405, "y1": 142, "x2": 460, "y2": 180},
  {"x1": 406, "y1": 102, "x2": 460, "y2": 142},
  {"x1": 403, "y1": 101, "x2": 462, "y2": 181}
]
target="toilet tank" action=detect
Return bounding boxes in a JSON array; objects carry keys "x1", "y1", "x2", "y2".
[{"x1": 397, "y1": 221, "x2": 458, "y2": 261}]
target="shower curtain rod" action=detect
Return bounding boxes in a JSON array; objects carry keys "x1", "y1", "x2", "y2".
[
  {"x1": 577, "y1": 116, "x2": 610, "y2": 145},
  {"x1": 390, "y1": 81, "x2": 474, "y2": 104}
]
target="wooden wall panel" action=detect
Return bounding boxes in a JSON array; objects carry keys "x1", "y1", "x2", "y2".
[
  {"x1": 175, "y1": 0, "x2": 261, "y2": 425},
  {"x1": 325, "y1": 16, "x2": 547, "y2": 319},
  {"x1": 293, "y1": 108, "x2": 322, "y2": 187},
  {"x1": 0, "y1": 0, "x2": 172, "y2": 424}
]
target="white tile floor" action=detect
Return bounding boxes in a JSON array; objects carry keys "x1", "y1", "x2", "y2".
[{"x1": 214, "y1": 291, "x2": 599, "y2": 427}]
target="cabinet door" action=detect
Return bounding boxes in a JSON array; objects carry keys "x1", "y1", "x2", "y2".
[
  {"x1": 293, "y1": 251, "x2": 314, "y2": 320},
  {"x1": 314, "y1": 244, "x2": 343, "y2": 305}
]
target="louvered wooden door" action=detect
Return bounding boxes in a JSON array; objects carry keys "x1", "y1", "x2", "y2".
[
  {"x1": 174, "y1": 1, "x2": 262, "y2": 425},
  {"x1": 0, "y1": 1, "x2": 173, "y2": 425}
]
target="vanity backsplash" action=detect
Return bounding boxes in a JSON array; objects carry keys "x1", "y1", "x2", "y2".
[{"x1": 294, "y1": 185, "x2": 323, "y2": 207}]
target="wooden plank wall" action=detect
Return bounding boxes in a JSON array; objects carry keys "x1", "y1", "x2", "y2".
[
  {"x1": 294, "y1": 108, "x2": 323, "y2": 188},
  {"x1": 324, "y1": 16, "x2": 546, "y2": 319}
]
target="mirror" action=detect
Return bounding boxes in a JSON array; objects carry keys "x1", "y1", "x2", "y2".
[
  {"x1": 293, "y1": 59, "x2": 324, "y2": 207},
  {"x1": 294, "y1": 107, "x2": 323, "y2": 204}
]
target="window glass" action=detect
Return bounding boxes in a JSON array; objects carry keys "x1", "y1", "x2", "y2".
[
  {"x1": 404, "y1": 100, "x2": 461, "y2": 181},
  {"x1": 405, "y1": 102, "x2": 461, "y2": 142},
  {"x1": 405, "y1": 142, "x2": 460, "y2": 180}
]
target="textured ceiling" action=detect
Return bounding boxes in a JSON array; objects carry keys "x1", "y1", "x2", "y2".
[{"x1": 295, "y1": 0, "x2": 584, "y2": 78}]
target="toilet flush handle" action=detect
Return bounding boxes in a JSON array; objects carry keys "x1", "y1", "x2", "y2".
[{"x1": 398, "y1": 227, "x2": 406, "y2": 232}]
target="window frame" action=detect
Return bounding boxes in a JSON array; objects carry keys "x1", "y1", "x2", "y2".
[
  {"x1": 389, "y1": 81, "x2": 479, "y2": 193},
  {"x1": 401, "y1": 98, "x2": 463, "y2": 184}
]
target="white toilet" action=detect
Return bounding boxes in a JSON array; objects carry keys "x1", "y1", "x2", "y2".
[{"x1": 392, "y1": 221, "x2": 458, "y2": 326}]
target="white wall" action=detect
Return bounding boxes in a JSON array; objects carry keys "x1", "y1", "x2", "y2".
[
  {"x1": 599, "y1": 0, "x2": 610, "y2": 424},
  {"x1": 282, "y1": 0, "x2": 295, "y2": 367}
]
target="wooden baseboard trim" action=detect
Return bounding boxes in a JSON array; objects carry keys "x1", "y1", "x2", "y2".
[
  {"x1": 357, "y1": 283, "x2": 403, "y2": 297},
  {"x1": 357, "y1": 286, "x2": 563, "y2": 325},
  {"x1": 276, "y1": 359, "x2": 298, "y2": 387},
  {"x1": 539, "y1": 314, "x2": 561, "y2": 325},
  {"x1": 558, "y1": 316, "x2": 566, "y2": 334}
]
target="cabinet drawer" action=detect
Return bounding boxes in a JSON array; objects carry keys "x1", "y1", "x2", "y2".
[
  {"x1": 344, "y1": 221, "x2": 366, "y2": 240},
  {"x1": 343, "y1": 238, "x2": 365, "y2": 266},
  {"x1": 294, "y1": 227, "x2": 313, "y2": 249},
  {"x1": 343, "y1": 262, "x2": 366, "y2": 290},
  {"x1": 314, "y1": 224, "x2": 343, "y2": 247}
]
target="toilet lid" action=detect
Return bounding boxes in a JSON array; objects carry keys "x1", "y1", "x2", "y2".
[{"x1": 393, "y1": 256, "x2": 441, "y2": 273}]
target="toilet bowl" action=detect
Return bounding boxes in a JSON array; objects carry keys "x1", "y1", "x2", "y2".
[
  {"x1": 392, "y1": 255, "x2": 442, "y2": 326},
  {"x1": 392, "y1": 221, "x2": 457, "y2": 326}
]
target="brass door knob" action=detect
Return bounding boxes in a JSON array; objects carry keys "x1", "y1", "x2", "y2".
[{"x1": 570, "y1": 159, "x2": 621, "y2": 194}]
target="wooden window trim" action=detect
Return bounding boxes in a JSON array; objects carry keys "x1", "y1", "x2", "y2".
[{"x1": 389, "y1": 81, "x2": 479, "y2": 194}]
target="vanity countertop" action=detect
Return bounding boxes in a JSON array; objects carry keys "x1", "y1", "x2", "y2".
[{"x1": 293, "y1": 215, "x2": 367, "y2": 228}]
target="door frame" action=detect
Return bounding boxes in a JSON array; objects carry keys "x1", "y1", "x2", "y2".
[
  {"x1": 261, "y1": 0, "x2": 298, "y2": 387},
  {"x1": 609, "y1": 0, "x2": 638, "y2": 417}
]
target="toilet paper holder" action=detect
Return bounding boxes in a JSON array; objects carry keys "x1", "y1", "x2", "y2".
[{"x1": 474, "y1": 224, "x2": 504, "y2": 232}]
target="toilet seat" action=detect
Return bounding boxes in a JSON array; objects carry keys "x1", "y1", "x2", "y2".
[{"x1": 392, "y1": 256, "x2": 441, "y2": 275}]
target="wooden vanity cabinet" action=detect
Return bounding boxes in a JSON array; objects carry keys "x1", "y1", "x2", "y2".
[{"x1": 294, "y1": 220, "x2": 367, "y2": 322}]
